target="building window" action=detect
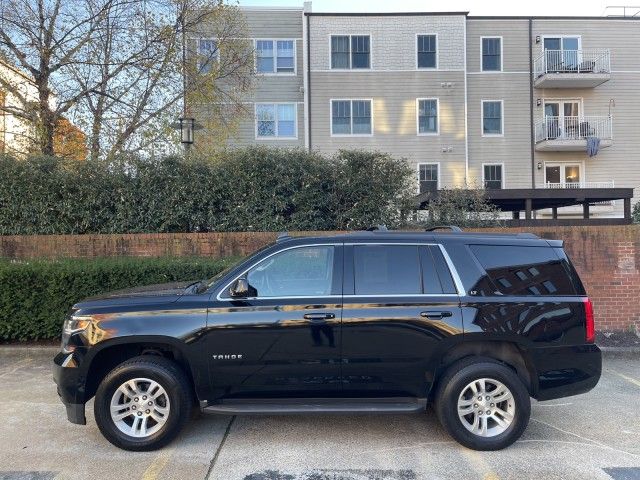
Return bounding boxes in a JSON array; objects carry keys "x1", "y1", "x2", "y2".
[
  {"x1": 483, "y1": 164, "x2": 504, "y2": 190},
  {"x1": 482, "y1": 100, "x2": 503, "y2": 136},
  {"x1": 417, "y1": 99, "x2": 438, "y2": 135},
  {"x1": 198, "y1": 39, "x2": 218, "y2": 73},
  {"x1": 256, "y1": 103, "x2": 296, "y2": 138},
  {"x1": 331, "y1": 35, "x2": 370, "y2": 69},
  {"x1": 256, "y1": 40, "x2": 295, "y2": 74},
  {"x1": 418, "y1": 164, "x2": 439, "y2": 193},
  {"x1": 331, "y1": 100, "x2": 372, "y2": 135},
  {"x1": 417, "y1": 35, "x2": 437, "y2": 69},
  {"x1": 481, "y1": 37, "x2": 502, "y2": 72}
]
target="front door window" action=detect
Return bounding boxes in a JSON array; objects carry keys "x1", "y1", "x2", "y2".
[
  {"x1": 545, "y1": 164, "x2": 581, "y2": 188},
  {"x1": 544, "y1": 101, "x2": 580, "y2": 139},
  {"x1": 543, "y1": 37, "x2": 580, "y2": 71}
]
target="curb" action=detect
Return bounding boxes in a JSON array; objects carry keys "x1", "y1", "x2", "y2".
[
  {"x1": 0, "y1": 345, "x2": 59, "y2": 354},
  {"x1": 600, "y1": 346, "x2": 640, "y2": 357}
]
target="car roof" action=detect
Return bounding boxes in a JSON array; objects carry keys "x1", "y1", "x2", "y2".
[{"x1": 275, "y1": 229, "x2": 557, "y2": 247}]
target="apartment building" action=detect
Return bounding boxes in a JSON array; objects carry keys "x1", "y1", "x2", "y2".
[{"x1": 192, "y1": 4, "x2": 640, "y2": 220}]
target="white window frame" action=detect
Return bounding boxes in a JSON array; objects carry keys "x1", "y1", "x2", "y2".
[
  {"x1": 480, "y1": 36, "x2": 503, "y2": 72},
  {"x1": 329, "y1": 99, "x2": 374, "y2": 137},
  {"x1": 482, "y1": 163, "x2": 505, "y2": 189},
  {"x1": 254, "y1": 39, "x2": 297, "y2": 75},
  {"x1": 481, "y1": 99, "x2": 504, "y2": 137},
  {"x1": 329, "y1": 34, "x2": 372, "y2": 70},
  {"x1": 543, "y1": 161, "x2": 585, "y2": 187},
  {"x1": 415, "y1": 33, "x2": 438, "y2": 70},
  {"x1": 539, "y1": 35, "x2": 582, "y2": 54},
  {"x1": 416, "y1": 162, "x2": 441, "y2": 194},
  {"x1": 197, "y1": 38, "x2": 220, "y2": 73},
  {"x1": 416, "y1": 98, "x2": 440, "y2": 136},
  {"x1": 541, "y1": 97, "x2": 584, "y2": 121},
  {"x1": 254, "y1": 103, "x2": 298, "y2": 140}
]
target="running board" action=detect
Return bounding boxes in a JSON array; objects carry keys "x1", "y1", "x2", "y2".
[{"x1": 202, "y1": 397, "x2": 427, "y2": 415}]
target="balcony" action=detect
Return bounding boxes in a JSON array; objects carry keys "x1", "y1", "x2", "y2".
[
  {"x1": 535, "y1": 116, "x2": 613, "y2": 152},
  {"x1": 541, "y1": 180, "x2": 615, "y2": 189},
  {"x1": 534, "y1": 49, "x2": 611, "y2": 88}
]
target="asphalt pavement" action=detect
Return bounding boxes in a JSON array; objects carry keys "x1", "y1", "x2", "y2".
[{"x1": 0, "y1": 348, "x2": 639, "y2": 480}]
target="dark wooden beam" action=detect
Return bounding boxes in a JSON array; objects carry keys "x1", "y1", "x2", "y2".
[
  {"x1": 525, "y1": 198, "x2": 533, "y2": 220},
  {"x1": 624, "y1": 198, "x2": 632, "y2": 220}
]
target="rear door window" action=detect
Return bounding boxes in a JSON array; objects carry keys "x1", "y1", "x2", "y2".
[
  {"x1": 353, "y1": 245, "x2": 422, "y2": 295},
  {"x1": 469, "y1": 244, "x2": 577, "y2": 296}
]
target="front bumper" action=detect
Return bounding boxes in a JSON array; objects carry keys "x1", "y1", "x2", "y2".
[
  {"x1": 531, "y1": 343, "x2": 602, "y2": 401},
  {"x1": 53, "y1": 351, "x2": 87, "y2": 425}
]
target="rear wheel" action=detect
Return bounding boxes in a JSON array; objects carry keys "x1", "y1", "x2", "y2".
[
  {"x1": 435, "y1": 358, "x2": 530, "y2": 450},
  {"x1": 94, "y1": 356, "x2": 193, "y2": 451}
]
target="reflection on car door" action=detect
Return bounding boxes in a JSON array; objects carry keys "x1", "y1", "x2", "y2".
[
  {"x1": 340, "y1": 243, "x2": 464, "y2": 398},
  {"x1": 207, "y1": 244, "x2": 343, "y2": 400}
]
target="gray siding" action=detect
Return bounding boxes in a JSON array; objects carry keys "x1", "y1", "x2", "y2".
[
  {"x1": 308, "y1": 14, "x2": 468, "y2": 191},
  {"x1": 227, "y1": 8, "x2": 305, "y2": 148},
  {"x1": 466, "y1": 19, "x2": 532, "y2": 189}
]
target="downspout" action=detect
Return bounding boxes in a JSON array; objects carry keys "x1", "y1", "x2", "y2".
[
  {"x1": 305, "y1": 13, "x2": 312, "y2": 151},
  {"x1": 463, "y1": 16, "x2": 469, "y2": 186},
  {"x1": 529, "y1": 18, "x2": 535, "y2": 188}
]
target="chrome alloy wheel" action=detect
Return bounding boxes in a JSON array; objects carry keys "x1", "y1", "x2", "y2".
[
  {"x1": 110, "y1": 378, "x2": 171, "y2": 438},
  {"x1": 457, "y1": 378, "x2": 515, "y2": 437}
]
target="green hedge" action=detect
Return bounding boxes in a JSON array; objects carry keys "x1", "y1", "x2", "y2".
[
  {"x1": 0, "y1": 147, "x2": 414, "y2": 234},
  {"x1": 0, "y1": 257, "x2": 237, "y2": 341}
]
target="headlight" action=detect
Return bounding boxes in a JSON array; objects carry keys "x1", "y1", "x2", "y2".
[{"x1": 60, "y1": 315, "x2": 92, "y2": 353}]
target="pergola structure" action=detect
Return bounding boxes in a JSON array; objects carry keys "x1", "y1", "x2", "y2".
[{"x1": 413, "y1": 187, "x2": 635, "y2": 226}]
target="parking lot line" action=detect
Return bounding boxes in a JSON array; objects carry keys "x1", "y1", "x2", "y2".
[
  {"x1": 461, "y1": 448, "x2": 501, "y2": 480},
  {"x1": 0, "y1": 358, "x2": 32, "y2": 378},
  {"x1": 141, "y1": 447, "x2": 174, "y2": 480},
  {"x1": 606, "y1": 369, "x2": 640, "y2": 388},
  {"x1": 531, "y1": 418, "x2": 640, "y2": 460}
]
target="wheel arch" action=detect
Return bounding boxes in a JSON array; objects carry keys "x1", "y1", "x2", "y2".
[
  {"x1": 431, "y1": 340, "x2": 538, "y2": 398},
  {"x1": 82, "y1": 336, "x2": 199, "y2": 403}
]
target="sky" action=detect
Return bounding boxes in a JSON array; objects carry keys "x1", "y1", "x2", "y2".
[{"x1": 237, "y1": 0, "x2": 632, "y2": 17}]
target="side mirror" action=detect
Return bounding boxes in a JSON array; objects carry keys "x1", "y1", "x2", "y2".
[{"x1": 229, "y1": 278, "x2": 251, "y2": 298}]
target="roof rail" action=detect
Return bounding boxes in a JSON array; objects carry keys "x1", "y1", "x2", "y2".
[
  {"x1": 366, "y1": 225, "x2": 388, "y2": 231},
  {"x1": 276, "y1": 232, "x2": 291, "y2": 243},
  {"x1": 425, "y1": 225, "x2": 463, "y2": 233}
]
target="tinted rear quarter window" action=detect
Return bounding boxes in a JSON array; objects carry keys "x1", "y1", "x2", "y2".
[{"x1": 469, "y1": 244, "x2": 577, "y2": 296}]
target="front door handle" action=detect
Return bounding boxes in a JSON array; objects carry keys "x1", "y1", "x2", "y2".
[
  {"x1": 303, "y1": 313, "x2": 336, "y2": 321},
  {"x1": 420, "y1": 311, "x2": 453, "y2": 320}
]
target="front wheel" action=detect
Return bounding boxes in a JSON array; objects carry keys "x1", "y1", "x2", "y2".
[
  {"x1": 434, "y1": 358, "x2": 531, "y2": 450},
  {"x1": 94, "y1": 356, "x2": 193, "y2": 451}
]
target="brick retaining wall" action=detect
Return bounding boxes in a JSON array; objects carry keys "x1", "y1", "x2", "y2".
[{"x1": 1, "y1": 226, "x2": 638, "y2": 332}]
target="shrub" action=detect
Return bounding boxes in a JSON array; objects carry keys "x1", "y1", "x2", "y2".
[
  {"x1": 0, "y1": 256, "x2": 238, "y2": 341},
  {"x1": 411, "y1": 187, "x2": 502, "y2": 229},
  {"x1": 633, "y1": 200, "x2": 640, "y2": 224},
  {"x1": 0, "y1": 147, "x2": 414, "y2": 234}
]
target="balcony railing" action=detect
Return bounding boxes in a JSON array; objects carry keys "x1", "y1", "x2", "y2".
[
  {"x1": 534, "y1": 49, "x2": 611, "y2": 77},
  {"x1": 535, "y1": 116, "x2": 613, "y2": 143},
  {"x1": 541, "y1": 181, "x2": 615, "y2": 189}
]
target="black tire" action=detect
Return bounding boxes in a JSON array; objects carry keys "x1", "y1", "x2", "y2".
[
  {"x1": 94, "y1": 355, "x2": 193, "y2": 451},
  {"x1": 434, "y1": 357, "x2": 531, "y2": 451}
]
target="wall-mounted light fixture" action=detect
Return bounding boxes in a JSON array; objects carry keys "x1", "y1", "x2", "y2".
[
  {"x1": 535, "y1": 35, "x2": 541, "y2": 44},
  {"x1": 536, "y1": 98, "x2": 542, "y2": 107},
  {"x1": 179, "y1": 117, "x2": 195, "y2": 144},
  {"x1": 537, "y1": 162, "x2": 543, "y2": 170}
]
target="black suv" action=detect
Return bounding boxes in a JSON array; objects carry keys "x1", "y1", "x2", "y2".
[{"x1": 53, "y1": 228, "x2": 601, "y2": 451}]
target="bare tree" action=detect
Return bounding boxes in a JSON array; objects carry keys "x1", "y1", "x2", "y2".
[{"x1": 0, "y1": 0, "x2": 254, "y2": 158}]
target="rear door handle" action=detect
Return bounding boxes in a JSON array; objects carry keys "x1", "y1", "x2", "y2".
[
  {"x1": 303, "y1": 313, "x2": 336, "y2": 320},
  {"x1": 420, "y1": 311, "x2": 453, "y2": 320}
]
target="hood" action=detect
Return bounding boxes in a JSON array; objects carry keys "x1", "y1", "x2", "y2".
[{"x1": 72, "y1": 280, "x2": 197, "y2": 309}]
